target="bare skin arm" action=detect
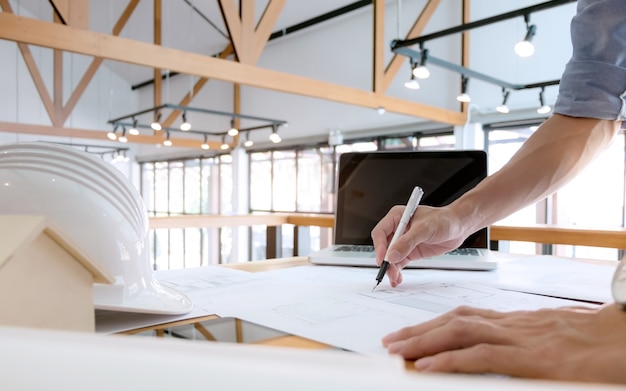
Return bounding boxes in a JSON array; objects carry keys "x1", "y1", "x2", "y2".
[{"x1": 372, "y1": 114, "x2": 620, "y2": 287}]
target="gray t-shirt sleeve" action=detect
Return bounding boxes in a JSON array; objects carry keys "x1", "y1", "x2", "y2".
[{"x1": 554, "y1": 0, "x2": 626, "y2": 123}]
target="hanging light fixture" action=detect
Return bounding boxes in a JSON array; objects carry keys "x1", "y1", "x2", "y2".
[
  {"x1": 201, "y1": 134, "x2": 210, "y2": 150},
  {"x1": 404, "y1": 59, "x2": 420, "y2": 90},
  {"x1": 128, "y1": 118, "x2": 139, "y2": 136},
  {"x1": 227, "y1": 119, "x2": 239, "y2": 136},
  {"x1": 163, "y1": 131, "x2": 172, "y2": 147},
  {"x1": 496, "y1": 88, "x2": 510, "y2": 114},
  {"x1": 151, "y1": 112, "x2": 162, "y2": 131},
  {"x1": 243, "y1": 132, "x2": 254, "y2": 147},
  {"x1": 413, "y1": 47, "x2": 430, "y2": 79},
  {"x1": 404, "y1": 74, "x2": 420, "y2": 90},
  {"x1": 180, "y1": 112, "x2": 191, "y2": 131},
  {"x1": 220, "y1": 135, "x2": 230, "y2": 150},
  {"x1": 376, "y1": 106, "x2": 386, "y2": 115},
  {"x1": 118, "y1": 127, "x2": 128, "y2": 143},
  {"x1": 107, "y1": 125, "x2": 119, "y2": 141},
  {"x1": 108, "y1": 104, "x2": 288, "y2": 147},
  {"x1": 515, "y1": 14, "x2": 537, "y2": 57},
  {"x1": 269, "y1": 125, "x2": 282, "y2": 143},
  {"x1": 456, "y1": 75, "x2": 471, "y2": 103},
  {"x1": 537, "y1": 87, "x2": 552, "y2": 114}
]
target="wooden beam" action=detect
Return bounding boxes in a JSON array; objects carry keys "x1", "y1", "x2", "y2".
[
  {"x1": 490, "y1": 225, "x2": 626, "y2": 250},
  {"x1": 61, "y1": 0, "x2": 140, "y2": 124},
  {"x1": 15, "y1": 42, "x2": 56, "y2": 121},
  {"x1": 0, "y1": 0, "x2": 56, "y2": 123},
  {"x1": 251, "y1": 0, "x2": 286, "y2": 64},
  {"x1": 163, "y1": 0, "x2": 282, "y2": 129},
  {"x1": 0, "y1": 121, "x2": 226, "y2": 150},
  {"x1": 154, "y1": 0, "x2": 163, "y2": 113},
  {"x1": 0, "y1": 13, "x2": 466, "y2": 125},
  {"x1": 372, "y1": 0, "x2": 384, "y2": 93},
  {"x1": 49, "y1": 0, "x2": 89, "y2": 29},
  {"x1": 218, "y1": 0, "x2": 244, "y2": 62},
  {"x1": 233, "y1": 83, "x2": 241, "y2": 144},
  {"x1": 52, "y1": 12, "x2": 63, "y2": 127},
  {"x1": 240, "y1": 0, "x2": 255, "y2": 64},
  {"x1": 149, "y1": 214, "x2": 291, "y2": 229},
  {"x1": 381, "y1": 0, "x2": 441, "y2": 93}
]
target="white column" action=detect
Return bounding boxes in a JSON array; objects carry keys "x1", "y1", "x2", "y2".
[
  {"x1": 230, "y1": 147, "x2": 250, "y2": 263},
  {"x1": 453, "y1": 122, "x2": 484, "y2": 150}
]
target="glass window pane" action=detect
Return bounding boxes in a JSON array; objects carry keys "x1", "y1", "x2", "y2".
[
  {"x1": 169, "y1": 161, "x2": 184, "y2": 215},
  {"x1": 154, "y1": 162, "x2": 169, "y2": 216},
  {"x1": 141, "y1": 163, "x2": 155, "y2": 215},
  {"x1": 553, "y1": 133, "x2": 625, "y2": 260},
  {"x1": 273, "y1": 151, "x2": 296, "y2": 212},
  {"x1": 250, "y1": 152, "x2": 272, "y2": 210},
  {"x1": 184, "y1": 228, "x2": 202, "y2": 267},
  {"x1": 250, "y1": 226, "x2": 266, "y2": 261},
  {"x1": 220, "y1": 155, "x2": 233, "y2": 214},
  {"x1": 184, "y1": 159, "x2": 201, "y2": 214},
  {"x1": 297, "y1": 149, "x2": 323, "y2": 212},
  {"x1": 418, "y1": 134, "x2": 456, "y2": 149},
  {"x1": 487, "y1": 126, "x2": 536, "y2": 255},
  {"x1": 320, "y1": 147, "x2": 335, "y2": 213},
  {"x1": 169, "y1": 228, "x2": 185, "y2": 269},
  {"x1": 202, "y1": 158, "x2": 219, "y2": 214},
  {"x1": 152, "y1": 228, "x2": 170, "y2": 270}
]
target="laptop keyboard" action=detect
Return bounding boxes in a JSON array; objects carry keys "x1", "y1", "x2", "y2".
[
  {"x1": 336, "y1": 245, "x2": 375, "y2": 252},
  {"x1": 447, "y1": 248, "x2": 480, "y2": 256},
  {"x1": 335, "y1": 245, "x2": 480, "y2": 256}
]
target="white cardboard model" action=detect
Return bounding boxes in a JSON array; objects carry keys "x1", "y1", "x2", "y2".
[{"x1": 0, "y1": 215, "x2": 113, "y2": 332}]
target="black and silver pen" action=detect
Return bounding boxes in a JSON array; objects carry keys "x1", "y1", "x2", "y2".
[{"x1": 372, "y1": 186, "x2": 423, "y2": 291}]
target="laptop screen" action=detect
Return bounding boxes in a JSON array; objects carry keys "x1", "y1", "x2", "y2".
[{"x1": 334, "y1": 150, "x2": 488, "y2": 247}]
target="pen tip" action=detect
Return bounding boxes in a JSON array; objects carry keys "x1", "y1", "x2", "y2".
[{"x1": 371, "y1": 282, "x2": 379, "y2": 292}]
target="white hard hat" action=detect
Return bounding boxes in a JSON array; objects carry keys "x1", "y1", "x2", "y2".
[{"x1": 0, "y1": 142, "x2": 192, "y2": 315}]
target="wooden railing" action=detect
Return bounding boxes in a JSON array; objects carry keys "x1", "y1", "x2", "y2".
[{"x1": 149, "y1": 213, "x2": 626, "y2": 258}]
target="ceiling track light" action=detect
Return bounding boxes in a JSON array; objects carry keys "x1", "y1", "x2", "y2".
[
  {"x1": 118, "y1": 127, "x2": 128, "y2": 143},
  {"x1": 220, "y1": 135, "x2": 230, "y2": 150},
  {"x1": 108, "y1": 104, "x2": 288, "y2": 146},
  {"x1": 243, "y1": 132, "x2": 254, "y2": 147},
  {"x1": 128, "y1": 118, "x2": 139, "y2": 136},
  {"x1": 269, "y1": 125, "x2": 282, "y2": 143},
  {"x1": 404, "y1": 58, "x2": 420, "y2": 90},
  {"x1": 404, "y1": 59, "x2": 420, "y2": 90},
  {"x1": 537, "y1": 87, "x2": 552, "y2": 114},
  {"x1": 201, "y1": 134, "x2": 210, "y2": 150},
  {"x1": 151, "y1": 112, "x2": 162, "y2": 131},
  {"x1": 227, "y1": 119, "x2": 239, "y2": 136},
  {"x1": 413, "y1": 46, "x2": 430, "y2": 79},
  {"x1": 404, "y1": 75, "x2": 420, "y2": 90},
  {"x1": 496, "y1": 88, "x2": 510, "y2": 114},
  {"x1": 515, "y1": 14, "x2": 537, "y2": 57},
  {"x1": 180, "y1": 112, "x2": 191, "y2": 131},
  {"x1": 456, "y1": 75, "x2": 471, "y2": 103},
  {"x1": 163, "y1": 131, "x2": 172, "y2": 147},
  {"x1": 106, "y1": 124, "x2": 119, "y2": 141}
]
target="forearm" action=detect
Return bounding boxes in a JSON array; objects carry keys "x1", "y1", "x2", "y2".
[{"x1": 449, "y1": 114, "x2": 620, "y2": 234}]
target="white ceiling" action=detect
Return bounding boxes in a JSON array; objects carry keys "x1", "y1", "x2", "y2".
[{"x1": 5, "y1": 0, "x2": 576, "y2": 160}]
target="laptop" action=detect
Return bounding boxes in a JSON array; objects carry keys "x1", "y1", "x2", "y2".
[{"x1": 308, "y1": 150, "x2": 498, "y2": 270}]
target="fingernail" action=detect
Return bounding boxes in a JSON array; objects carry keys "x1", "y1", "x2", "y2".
[
  {"x1": 381, "y1": 332, "x2": 395, "y2": 346},
  {"x1": 414, "y1": 357, "x2": 434, "y2": 370},
  {"x1": 386, "y1": 341, "x2": 405, "y2": 354}
]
